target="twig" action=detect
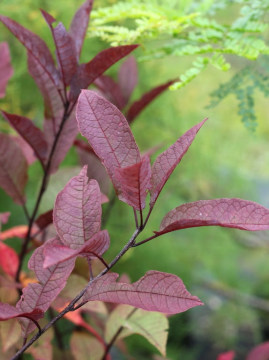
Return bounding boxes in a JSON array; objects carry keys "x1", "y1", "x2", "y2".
[
  {"x1": 87, "y1": 251, "x2": 109, "y2": 270},
  {"x1": 19, "y1": 315, "x2": 41, "y2": 334},
  {"x1": 15, "y1": 101, "x2": 73, "y2": 284},
  {"x1": 48, "y1": 308, "x2": 64, "y2": 351},
  {"x1": 133, "y1": 233, "x2": 160, "y2": 247},
  {"x1": 133, "y1": 208, "x2": 138, "y2": 229},
  {"x1": 11, "y1": 228, "x2": 141, "y2": 360}
]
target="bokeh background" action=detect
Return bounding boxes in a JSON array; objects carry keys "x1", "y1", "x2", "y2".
[{"x1": 1, "y1": 0, "x2": 269, "y2": 359}]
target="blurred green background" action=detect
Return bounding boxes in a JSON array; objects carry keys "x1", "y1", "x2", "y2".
[{"x1": 1, "y1": 0, "x2": 269, "y2": 359}]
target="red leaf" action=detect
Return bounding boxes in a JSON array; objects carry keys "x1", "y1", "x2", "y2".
[
  {"x1": 118, "y1": 56, "x2": 138, "y2": 106},
  {"x1": 54, "y1": 166, "x2": 102, "y2": 249},
  {"x1": 0, "y1": 242, "x2": 18, "y2": 277},
  {"x1": 150, "y1": 119, "x2": 206, "y2": 208},
  {"x1": 44, "y1": 109, "x2": 78, "y2": 174},
  {"x1": 69, "y1": 0, "x2": 93, "y2": 60},
  {"x1": 0, "y1": 42, "x2": 13, "y2": 98},
  {"x1": 0, "y1": 16, "x2": 59, "y2": 103},
  {"x1": 217, "y1": 351, "x2": 235, "y2": 360},
  {"x1": 27, "y1": 53, "x2": 63, "y2": 119},
  {"x1": 115, "y1": 155, "x2": 151, "y2": 210},
  {"x1": 0, "y1": 10, "x2": 63, "y2": 118},
  {"x1": 41, "y1": 10, "x2": 77, "y2": 86},
  {"x1": 82, "y1": 270, "x2": 203, "y2": 314},
  {"x1": 35, "y1": 210, "x2": 53, "y2": 231},
  {"x1": 70, "y1": 45, "x2": 138, "y2": 99},
  {"x1": 158, "y1": 198, "x2": 269, "y2": 235},
  {"x1": 16, "y1": 237, "x2": 75, "y2": 336},
  {"x1": 0, "y1": 134, "x2": 28, "y2": 205},
  {"x1": 43, "y1": 230, "x2": 110, "y2": 268},
  {"x1": 247, "y1": 342, "x2": 269, "y2": 360},
  {"x1": 76, "y1": 90, "x2": 141, "y2": 190},
  {"x1": 94, "y1": 75, "x2": 126, "y2": 110},
  {"x1": 0, "y1": 303, "x2": 43, "y2": 321},
  {"x1": 126, "y1": 79, "x2": 176, "y2": 123},
  {"x1": 1, "y1": 111, "x2": 48, "y2": 166}
]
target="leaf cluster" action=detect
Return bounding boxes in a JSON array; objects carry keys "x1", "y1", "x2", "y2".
[{"x1": 1, "y1": 1, "x2": 269, "y2": 359}]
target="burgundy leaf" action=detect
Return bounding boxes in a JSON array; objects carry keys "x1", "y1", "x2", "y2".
[
  {"x1": 0, "y1": 212, "x2": 10, "y2": 225},
  {"x1": 1, "y1": 9, "x2": 63, "y2": 118},
  {"x1": 76, "y1": 90, "x2": 141, "y2": 190},
  {"x1": 70, "y1": 45, "x2": 138, "y2": 99},
  {"x1": 126, "y1": 79, "x2": 176, "y2": 123},
  {"x1": 1, "y1": 110, "x2": 48, "y2": 166},
  {"x1": 217, "y1": 351, "x2": 235, "y2": 360},
  {"x1": 247, "y1": 342, "x2": 269, "y2": 360},
  {"x1": 41, "y1": 10, "x2": 77, "y2": 86},
  {"x1": 150, "y1": 119, "x2": 206, "y2": 208},
  {"x1": 35, "y1": 210, "x2": 53, "y2": 231},
  {"x1": 0, "y1": 42, "x2": 13, "y2": 98},
  {"x1": 0, "y1": 134, "x2": 28, "y2": 205},
  {"x1": 82, "y1": 270, "x2": 203, "y2": 314},
  {"x1": 44, "y1": 108, "x2": 78, "y2": 174},
  {"x1": 0, "y1": 242, "x2": 19, "y2": 277},
  {"x1": 69, "y1": 0, "x2": 93, "y2": 60},
  {"x1": 27, "y1": 53, "x2": 63, "y2": 119},
  {"x1": 94, "y1": 75, "x2": 126, "y2": 110},
  {"x1": 54, "y1": 166, "x2": 102, "y2": 249},
  {"x1": 115, "y1": 155, "x2": 151, "y2": 210},
  {"x1": 118, "y1": 56, "x2": 138, "y2": 106},
  {"x1": 158, "y1": 198, "x2": 269, "y2": 235},
  {"x1": 0, "y1": 303, "x2": 43, "y2": 321},
  {"x1": 16, "y1": 237, "x2": 75, "y2": 336},
  {"x1": 43, "y1": 230, "x2": 110, "y2": 268},
  {"x1": 0, "y1": 16, "x2": 59, "y2": 102}
]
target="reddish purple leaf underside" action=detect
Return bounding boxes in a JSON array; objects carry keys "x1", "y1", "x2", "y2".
[
  {"x1": 0, "y1": 15, "x2": 59, "y2": 91},
  {"x1": 41, "y1": 9, "x2": 77, "y2": 86},
  {"x1": 0, "y1": 133, "x2": 28, "y2": 205},
  {"x1": 126, "y1": 79, "x2": 176, "y2": 123},
  {"x1": 115, "y1": 155, "x2": 151, "y2": 210},
  {"x1": 150, "y1": 119, "x2": 207, "y2": 208},
  {"x1": 82, "y1": 270, "x2": 203, "y2": 314},
  {"x1": 70, "y1": 44, "x2": 138, "y2": 99},
  {"x1": 16, "y1": 237, "x2": 75, "y2": 336},
  {"x1": 53, "y1": 166, "x2": 102, "y2": 249},
  {"x1": 76, "y1": 90, "x2": 141, "y2": 191},
  {"x1": 69, "y1": 0, "x2": 93, "y2": 60},
  {"x1": 1, "y1": 110, "x2": 48, "y2": 166},
  {"x1": 158, "y1": 198, "x2": 269, "y2": 235},
  {"x1": 43, "y1": 230, "x2": 110, "y2": 268},
  {"x1": 0, "y1": 303, "x2": 43, "y2": 322}
]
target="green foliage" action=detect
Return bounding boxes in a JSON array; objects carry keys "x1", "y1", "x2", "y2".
[
  {"x1": 90, "y1": 0, "x2": 269, "y2": 126},
  {"x1": 208, "y1": 56, "x2": 269, "y2": 130}
]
